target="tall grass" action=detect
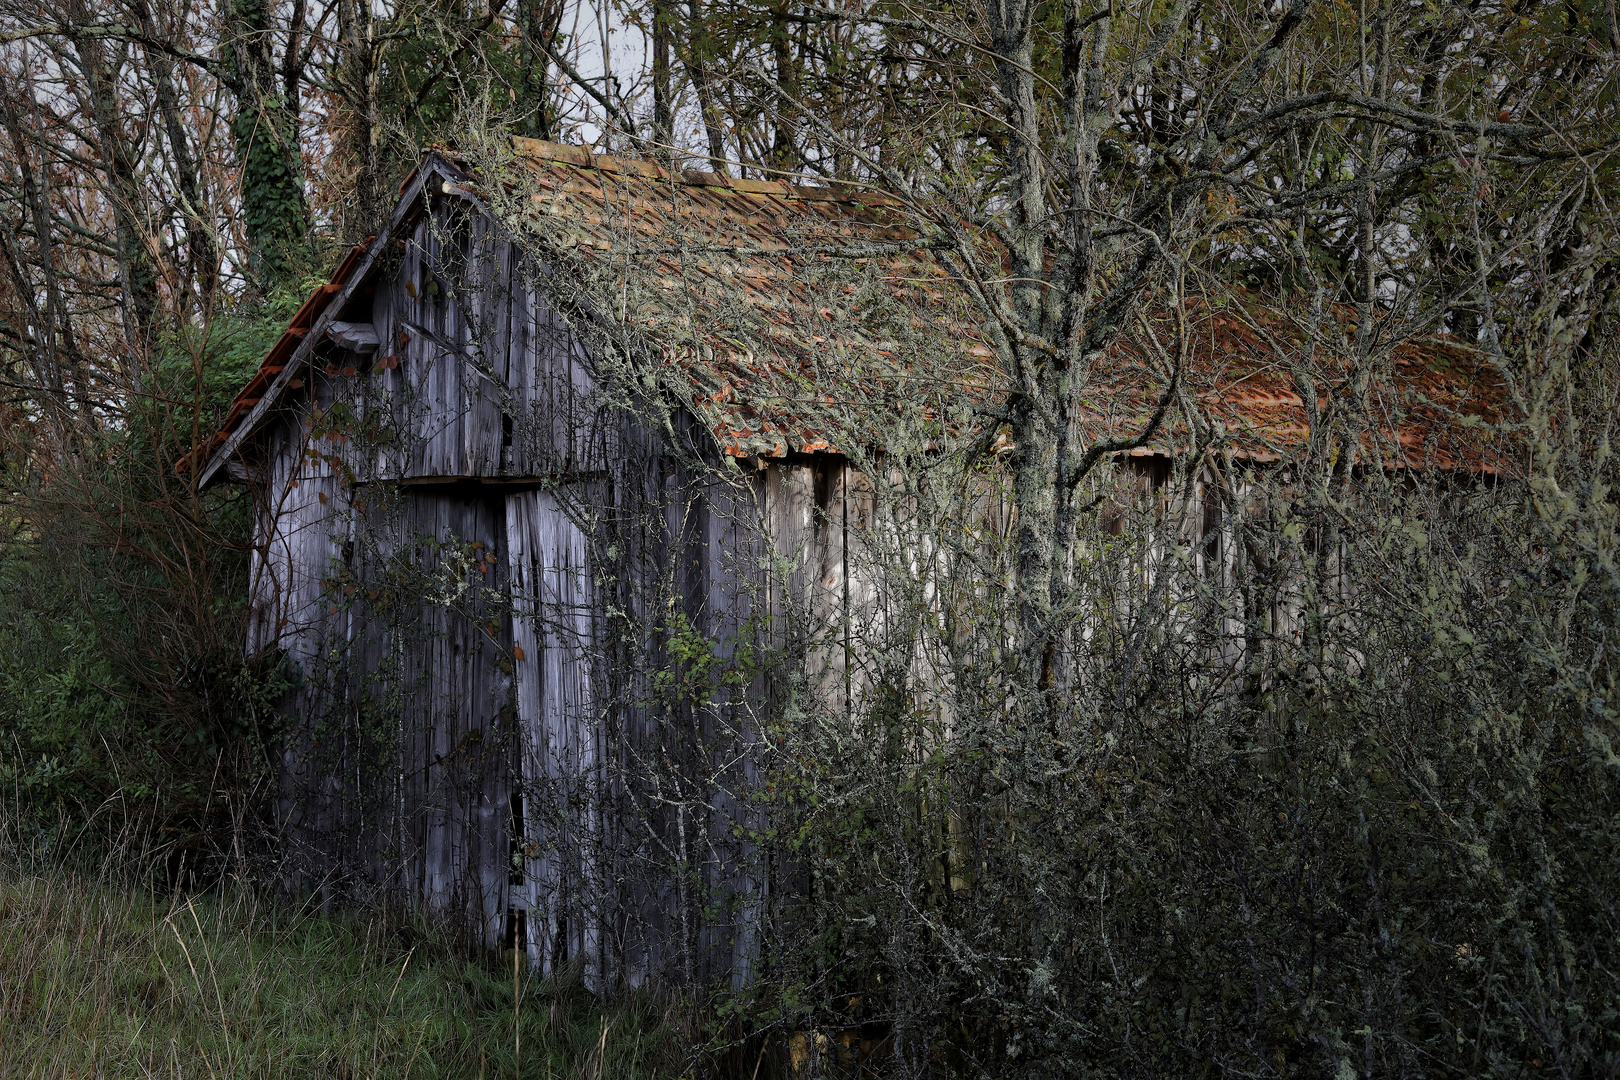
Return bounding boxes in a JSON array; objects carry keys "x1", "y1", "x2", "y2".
[{"x1": 0, "y1": 848, "x2": 674, "y2": 1079}]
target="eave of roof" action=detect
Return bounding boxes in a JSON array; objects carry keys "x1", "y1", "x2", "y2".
[
  {"x1": 183, "y1": 160, "x2": 456, "y2": 488},
  {"x1": 188, "y1": 138, "x2": 1515, "y2": 484}
]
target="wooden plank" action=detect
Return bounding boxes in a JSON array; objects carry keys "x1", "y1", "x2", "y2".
[
  {"x1": 506, "y1": 488, "x2": 605, "y2": 985},
  {"x1": 248, "y1": 191, "x2": 865, "y2": 982},
  {"x1": 700, "y1": 470, "x2": 769, "y2": 988}
]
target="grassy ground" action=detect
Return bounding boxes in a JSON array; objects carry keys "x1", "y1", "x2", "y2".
[{"x1": 0, "y1": 863, "x2": 678, "y2": 1079}]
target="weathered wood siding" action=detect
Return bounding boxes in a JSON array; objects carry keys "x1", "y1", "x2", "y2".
[
  {"x1": 392, "y1": 491, "x2": 513, "y2": 940},
  {"x1": 352, "y1": 195, "x2": 609, "y2": 483},
  {"x1": 506, "y1": 487, "x2": 606, "y2": 979},
  {"x1": 243, "y1": 186, "x2": 1263, "y2": 987},
  {"x1": 251, "y1": 391, "x2": 516, "y2": 938},
  {"x1": 246, "y1": 193, "x2": 782, "y2": 981}
]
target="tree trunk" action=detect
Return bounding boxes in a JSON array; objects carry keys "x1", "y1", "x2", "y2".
[
  {"x1": 223, "y1": 0, "x2": 310, "y2": 291},
  {"x1": 74, "y1": 31, "x2": 159, "y2": 357}
]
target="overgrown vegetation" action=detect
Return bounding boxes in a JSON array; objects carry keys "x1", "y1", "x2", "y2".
[
  {"x1": 739, "y1": 445, "x2": 1620, "y2": 1076},
  {"x1": 0, "y1": 298, "x2": 306, "y2": 838},
  {"x1": 0, "y1": 835, "x2": 673, "y2": 1078},
  {"x1": 3, "y1": 0, "x2": 1620, "y2": 1076}
]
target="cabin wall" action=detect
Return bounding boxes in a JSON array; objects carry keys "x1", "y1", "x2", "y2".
[
  {"x1": 246, "y1": 203, "x2": 781, "y2": 981},
  {"x1": 753, "y1": 452, "x2": 1280, "y2": 732},
  {"x1": 251, "y1": 385, "x2": 515, "y2": 936},
  {"x1": 243, "y1": 189, "x2": 1277, "y2": 988},
  {"x1": 359, "y1": 194, "x2": 610, "y2": 483},
  {"x1": 250, "y1": 377, "x2": 1260, "y2": 982}
]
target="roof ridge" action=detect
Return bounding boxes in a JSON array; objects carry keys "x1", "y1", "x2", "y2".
[{"x1": 506, "y1": 136, "x2": 899, "y2": 206}]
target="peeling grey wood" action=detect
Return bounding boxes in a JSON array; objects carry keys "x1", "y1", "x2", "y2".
[{"x1": 235, "y1": 188, "x2": 1250, "y2": 983}]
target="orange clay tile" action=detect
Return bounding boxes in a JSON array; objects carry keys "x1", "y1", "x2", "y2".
[{"x1": 193, "y1": 140, "x2": 1513, "y2": 477}]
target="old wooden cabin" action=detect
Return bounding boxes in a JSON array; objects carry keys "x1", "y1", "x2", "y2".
[{"x1": 191, "y1": 139, "x2": 1506, "y2": 992}]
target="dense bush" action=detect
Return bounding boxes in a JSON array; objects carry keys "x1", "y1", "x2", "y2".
[
  {"x1": 0, "y1": 304, "x2": 298, "y2": 842},
  {"x1": 740, "y1": 388, "x2": 1620, "y2": 1078}
]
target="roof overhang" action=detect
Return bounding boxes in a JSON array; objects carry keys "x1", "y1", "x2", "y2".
[{"x1": 188, "y1": 154, "x2": 475, "y2": 489}]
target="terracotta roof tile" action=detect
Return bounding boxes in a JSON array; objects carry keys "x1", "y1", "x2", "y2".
[
  {"x1": 194, "y1": 140, "x2": 1513, "y2": 477},
  {"x1": 485, "y1": 140, "x2": 1509, "y2": 470}
]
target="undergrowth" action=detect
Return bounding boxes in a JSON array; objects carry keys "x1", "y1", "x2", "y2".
[{"x1": 0, "y1": 848, "x2": 675, "y2": 1079}]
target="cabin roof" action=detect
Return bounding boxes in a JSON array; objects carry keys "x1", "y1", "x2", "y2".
[
  {"x1": 189, "y1": 140, "x2": 1514, "y2": 486},
  {"x1": 481, "y1": 138, "x2": 998, "y2": 460}
]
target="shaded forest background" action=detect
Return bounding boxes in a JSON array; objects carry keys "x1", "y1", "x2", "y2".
[{"x1": 1, "y1": 0, "x2": 1619, "y2": 1076}]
